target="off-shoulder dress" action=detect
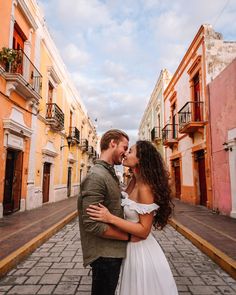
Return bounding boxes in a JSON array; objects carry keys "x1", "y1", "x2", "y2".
[{"x1": 118, "y1": 191, "x2": 178, "y2": 295}]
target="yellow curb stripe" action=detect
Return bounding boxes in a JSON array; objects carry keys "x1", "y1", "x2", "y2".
[
  {"x1": 169, "y1": 218, "x2": 236, "y2": 280},
  {"x1": 0, "y1": 211, "x2": 78, "y2": 278}
]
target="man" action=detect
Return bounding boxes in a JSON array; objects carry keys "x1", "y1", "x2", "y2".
[{"x1": 78, "y1": 129, "x2": 130, "y2": 295}]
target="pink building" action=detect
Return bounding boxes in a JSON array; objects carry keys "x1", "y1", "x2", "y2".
[
  {"x1": 208, "y1": 58, "x2": 236, "y2": 217},
  {"x1": 162, "y1": 25, "x2": 236, "y2": 213}
]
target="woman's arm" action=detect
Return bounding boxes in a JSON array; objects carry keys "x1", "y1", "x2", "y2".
[
  {"x1": 87, "y1": 204, "x2": 153, "y2": 239},
  {"x1": 102, "y1": 224, "x2": 130, "y2": 241}
]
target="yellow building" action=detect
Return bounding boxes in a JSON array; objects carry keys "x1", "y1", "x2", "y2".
[
  {"x1": 0, "y1": 0, "x2": 98, "y2": 218},
  {"x1": 138, "y1": 69, "x2": 172, "y2": 155}
]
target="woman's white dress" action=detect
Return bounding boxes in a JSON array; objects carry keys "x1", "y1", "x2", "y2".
[{"x1": 118, "y1": 192, "x2": 178, "y2": 295}]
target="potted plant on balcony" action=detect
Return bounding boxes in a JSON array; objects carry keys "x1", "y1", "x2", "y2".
[{"x1": 0, "y1": 47, "x2": 22, "y2": 72}]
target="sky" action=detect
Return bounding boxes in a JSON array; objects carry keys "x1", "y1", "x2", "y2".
[{"x1": 38, "y1": 0, "x2": 236, "y2": 144}]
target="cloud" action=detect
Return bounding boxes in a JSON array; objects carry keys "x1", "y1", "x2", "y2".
[
  {"x1": 57, "y1": 0, "x2": 113, "y2": 29},
  {"x1": 70, "y1": 71, "x2": 149, "y2": 136},
  {"x1": 102, "y1": 60, "x2": 128, "y2": 82},
  {"x1": 62, "y1": 43, "x2": 90, "y2": 69},
  {"x1": 38, "y1": 0, "x2": 236, "y2": 139}
]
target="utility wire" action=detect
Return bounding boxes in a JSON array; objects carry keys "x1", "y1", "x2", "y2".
[{"x1": 213, "y1": 0, "x2": 230, "y2": 27}]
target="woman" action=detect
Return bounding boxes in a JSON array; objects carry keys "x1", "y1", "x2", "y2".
[{"x1": 87, "y1": 140, "x2": 178, "y2": 295}]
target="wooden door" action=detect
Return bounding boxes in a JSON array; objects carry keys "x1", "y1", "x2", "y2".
[
  {"x1": 3, "y1": 150, "x2": 22, "y2": 214},
  {"x1": 69, "y1": 111, "x2": 73, "y2": 134},
  {"x1": 193, "y1": 74, "x2": 201, "y2": 121},
  {"x1": 13, "y1": 28, "x2": 24, "y2": 50},
  {"x1": 12, "y1": 25, "x2": 25, "y2": 74},
  {"x1": 196, "y1": 150, "x2": 207, "y2": 206},
  {"x1": 3, "y1": 151, "x2": 15, "y2": 214},
  {"x1": 79, "y1": 168, "x2": 82, "y2": 184},
  {"x1": 67, "y1": 167, "x2": 72, "y2": 197},
  {"x1": 157, "y1": 113, "x2": 161, "y2": 137},
  {"x1": 42, "y1": 163, "x2": 50, "y2": 203},
  {"x1": 48, "y1": 83, "x2": 53, "y2": 103},
  {"x1": 173, "y1": 160, "x2": 181, "y2": 199},
  {"x1": 172, "y1": 103, "x2": 177, "y2": 139},
  {"x1": 12, "y1": 151, "x2": 23, "y2": 212},
  {"x1": 46, "y1": 83, "x2": 54, "y2": 118}
]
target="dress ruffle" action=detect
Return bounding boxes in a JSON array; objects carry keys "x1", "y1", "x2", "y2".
[
  {"x1": 121, "y1": 191, "x2": 159, "y2": 215},
  {"x1": 118, "y1": 191, "x2": 178, "y2": 295}
]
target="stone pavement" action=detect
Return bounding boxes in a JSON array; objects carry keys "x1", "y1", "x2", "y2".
[
  {"x1": 171, "y1": 199, "x2": 236, "y2": 279},
  {"x1": 0, "y1": 197, "x2": 77, "y2": 262},
  {"x1": 172, "y1": 199, "x2": 236, "y2": 260},
  {"x1": 0, "y1": 197, "x2": 77, "y2": 276},
  {"x1": 0, "y1": 218, "x2": 235, "y2": 295}
]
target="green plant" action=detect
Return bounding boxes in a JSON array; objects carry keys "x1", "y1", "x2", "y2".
[
  {"x1": 0, "y1": 47, "x2": 18, "y2": 63},
  {"x1": 0, "y1": 47, "x2": 22, "y2": 72}
]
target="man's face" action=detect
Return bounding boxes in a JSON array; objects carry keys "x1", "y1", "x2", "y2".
[{"x1": 112, "y1": 137, "x2": 129, "y2": 165}]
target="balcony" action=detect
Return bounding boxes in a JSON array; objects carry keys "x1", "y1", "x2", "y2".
[
  {"x1": 46, "y1": 103, "x2": 64, "y2": 131},
  {"x1": 178, "y1": 101, "x2": 204, "y2": 134},
  {"x1": 70, "y1": 127, "x2": 80, "y2": 143},
  {"x1": 151, "y1": 127, "x2": 161, "y2": 142},
  {"x1": 81, "y1": 139, "x2": 88, "y2": 152},
  {"x1": 0, "y1": 48, "x2": 42, "y2": 102},
  {"x1": 93, "y1": 150, "x2": 98, "y2": 159},
  {"x1": 88, "y1": 146, "x2": 94, "y2": 156},
  {"x1": 162, "y1": 124, "x2": 178, "y2": 148}
]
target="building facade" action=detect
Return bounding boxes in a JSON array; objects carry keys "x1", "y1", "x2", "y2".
[
  {"x1": 163, "y1": 25, "x2": 236, "y2": 214},
  {"x1": 0, "y1": 0, "x2": 98, "y2": 218},
  {"x1": 208, "y1": 58, "x2": 236, "y2": 217},
  {"x1": 138, "y1": 69, "x2": 172, "y2": 155}
]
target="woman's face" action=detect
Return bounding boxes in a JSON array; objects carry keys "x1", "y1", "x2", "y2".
[{"x1": 122, "y1": 144, "x2": 139, "y2": 168}]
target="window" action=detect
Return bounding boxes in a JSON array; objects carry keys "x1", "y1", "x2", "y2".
[
  {"x1": 172, "y1": 103, "x2": 177, "y2": 139},
  {"x1": 48, "y1": 82, "x2": 54, "y2": 103}
]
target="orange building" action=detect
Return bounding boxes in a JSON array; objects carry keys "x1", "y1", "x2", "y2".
[
  {"x1": 0, "y1": 0, "x2": 98, "y2": 218},
  {"x1": 0, "y1": 0, "x2": 42, "y2": 216}
]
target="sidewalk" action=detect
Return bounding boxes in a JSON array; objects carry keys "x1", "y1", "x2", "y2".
[
  {"x1": 0, "y1": 196, "x2": 78, "y2": 277},
  {"x1": 0, "y1": 196, "x2": 235, "y2": 279},
  {"x1": 170, "y1": 199, "x2": 236, "y2": 279}
]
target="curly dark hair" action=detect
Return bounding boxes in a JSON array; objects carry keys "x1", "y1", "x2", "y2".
[{"x1": 136, "y1": 140, "x2": 173, "y2": 229}]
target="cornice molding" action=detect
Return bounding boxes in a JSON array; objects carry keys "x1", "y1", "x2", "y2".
[
  {"x1": 17, "y1": 0, "x2": 38, "y2": 30},
  {"x1": 3, "y1": 118, "x2": 32, "y2": 137},
  {"x1": 47, "y1": 66, "x2": 61, "y2": 85},
  {"x1": 3, "y1": 106, "x2": 32, "y2": 137},
  {"x1": 42, "y1": 141, "x2": 58, "y2": 157}
]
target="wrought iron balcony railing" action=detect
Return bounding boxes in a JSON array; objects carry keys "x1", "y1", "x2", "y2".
[
  {"x1": 178, "y1": 101, "x2": 204, "y2": 133},
  {"x1": 151, "y1": 127, "x2": 161, "y2": 141},
  {"x1": 0, "y1": 48, "x2": 42, "y2": 98},
  {"x1": 88, "y1": 146, "x2": 94, "y2": 155},
  {"x1": 93, "y1": 150, "x2": 98, "y2": 159},
  {"x1": 162, "y1": 124, "x2": 177, "y2": 143},
  {"x1": 46, "y1": 103, "x2": 64, "y2": 130},
  {"x1": 81, "y1": 139, "x2": 88, "y2": 151},
  {"x1": 70, "y1": 127, "x2": 80, "y2": 143}
]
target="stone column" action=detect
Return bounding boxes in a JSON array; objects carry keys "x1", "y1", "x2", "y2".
[
  {"x1": 26, "y1": 103, "x2": 38, "y2": 210},
  {"x1": 8, "y1": 0, "x2": 17, "y2": 48}
]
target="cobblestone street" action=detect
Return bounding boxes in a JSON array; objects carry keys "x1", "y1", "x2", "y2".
[{"x1": 0, "y1": 218, "x2": 235, "y2": 295}]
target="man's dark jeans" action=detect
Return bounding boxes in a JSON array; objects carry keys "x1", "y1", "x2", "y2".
[{"x1": 90, "y1": 257, "x2": 122, "y2": 295}]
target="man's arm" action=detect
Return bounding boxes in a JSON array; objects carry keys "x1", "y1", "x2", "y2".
[
  {"x1": 102, "y1": 225, "x2": 129, "y2": 240},
  {"x1": 79, "y1": 173, "x2": 129, "y2": 241}
]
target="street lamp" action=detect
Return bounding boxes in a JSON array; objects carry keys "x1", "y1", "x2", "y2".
[{"x1": 60, "y1": 135, "x2": 73, "y2": 150}]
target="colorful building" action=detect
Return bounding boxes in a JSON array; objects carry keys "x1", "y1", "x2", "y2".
[
  {"x1": 0, "y1": 0, "x2": 98, "y2": 218},
  {"x1": 208, "y1": 58, "x2": 236, "y2": 217},
  {"x1": 162, "y1": 24, "x2": 236, "y2": 213},
  {"x1": 138, "y1": 69, "x2": 172, "y2": 155}
]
